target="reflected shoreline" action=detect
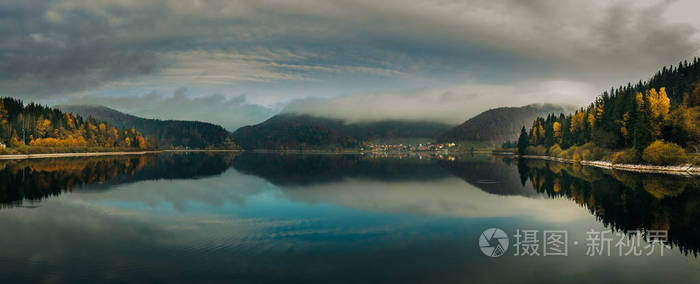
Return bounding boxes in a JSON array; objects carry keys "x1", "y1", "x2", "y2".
[
  {"x1": 0, "y1": 152, "x2": 699, "y2": 256},
  {"x1": 0, "y1": 152, "x2": 239, "y2": 209},
  {"x1": 516, "y1": 154, "x2": 699, "y2": 176},
  {"x1": 0, "y1": 149, "x2": 242, "y2": 161}
]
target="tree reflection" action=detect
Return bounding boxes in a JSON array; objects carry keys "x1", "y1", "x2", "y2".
[
  {"x1": 515, "y1": 158, "x2": 700, "y2": 256},
  {"x1": 436, "y1": 155, "x2": 537, "y2": 196},
  {"x1": 2, "y1": 152, "x2": 699, "y2": 257},
  {"x1": 0, "y1": 152, "x2": 237, "y2": 208}
]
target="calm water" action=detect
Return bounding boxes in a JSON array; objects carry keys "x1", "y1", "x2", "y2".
[{"x1": 0, "y1": 152, "x2": 699, "y2": 283}]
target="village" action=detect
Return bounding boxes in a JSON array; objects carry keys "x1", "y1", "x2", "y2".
[{"x1": 360, "y1": 142, "x2": 457, "y2": 153}]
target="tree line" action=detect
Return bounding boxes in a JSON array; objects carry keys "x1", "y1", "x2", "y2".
[
  {"x1": 0, "y1": 97, "x2": 154, "y2": 153},
  {"x1": 516, "y1": 58, "x2": 700, "y2": 165}
]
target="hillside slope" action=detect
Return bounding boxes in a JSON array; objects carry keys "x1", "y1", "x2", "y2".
[
  {"x1": 437, "y1": 104, "x2": 574, "y2": 143},
  {"x1": 232, "y1": 114, "x2": 454, "y2": 150},
  {"x1": 232, "y1": 114, "x2": 358, "y2": 150},
  {"x1": 58, "y1": 105, "x2": 238, "y2": 149}
]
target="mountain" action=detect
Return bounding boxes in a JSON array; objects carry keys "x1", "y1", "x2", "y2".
[
  {"x1": 342, "y1": 119, "x2": 453, "y2": 144},
  {"x1": 231, "y1": 114, "x2": 358, "y2": 150},
  {"x1": 232, "y1": 113, "x2": 454, "y2": 150},
  {"x1": 437, "y1": 104, "x2": 574, "y2": 143},
  {"x1": 57, "y1": 105, "x2": 238, "y2": 149}
]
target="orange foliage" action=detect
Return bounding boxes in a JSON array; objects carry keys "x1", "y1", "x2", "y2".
[{"x1": 29, "y1": 136, "x2": 87, "y2": 147}]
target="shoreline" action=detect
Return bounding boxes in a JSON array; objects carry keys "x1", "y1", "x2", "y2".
[
  {"x1": 0, "y1": 149, "x2": 243, "y2": 160},
  {"x1": 163, "y1": 149, "x2": 243, "y2": 153},
  {"x1": 1, "y1": 149, "x2": 695, "y2": 176},
  {"x1": 517, "y1": 154, "x2": 699, "y2": 176},
  {"x1": 0, "y1": 150, "x2": 163, "y2": 160}
]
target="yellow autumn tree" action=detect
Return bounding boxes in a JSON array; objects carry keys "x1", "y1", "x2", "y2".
[
  {"x1": 88, "y1": 122, "x2": 98, "y2": 132},
  {"x1": 595, "y1": 105, "x2": 604, "y2": 119},
  {"x1": 10, "y1": 131, "x2": 22, "y2": 147},
  {"x1": 587, "y1": 111, "x2": 595, "y2": 128},
  {"x1": 641, "y1": 87, "x2": 672, "y2": 138},
  {"x1": 646, "y1": 87, "x2": 670, "y2": 119},
  {"x1": 136, "y1": 135, "x2": 148, "y2": 150},
  {"x1": 529, "y1": 121, "x2": 538, "y2": 144},
  {"x1": 36, "y1": 119, "x2": 52, "y2": 138},
  {"x1": 635, "y1": 92, "x2": 645, "y2": 111},
  {"x1": 552, "y1": 121, "x2": 562, "y2": 141},
  {"x1": 65, "y1": 113, "x2": 76, "y2": 129},
  {"x1": 570, "y1": 111, "x2": 586, "y2": 132}
]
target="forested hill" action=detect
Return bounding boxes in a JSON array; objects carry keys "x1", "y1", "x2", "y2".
[
  {"x1": 58, "y1": 105, "x2": 239, "y2": 150},
  {"x1": 518, "y1": 58, "x2": 700, "y2": 165},
  {"x1": 0, "y1": 98, "x2": 153, "y2": 152},
  {"x1": 437, "y1": 104, "x2": 573, "y2": 143},
  {"x1": 232, "y1": 114, "x2": 454, "y2": 150},
  {"x1": 232, "y1": 114, "x2": 357, "y2": 150}
]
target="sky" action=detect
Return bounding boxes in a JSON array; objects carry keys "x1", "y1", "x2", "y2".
[{"x1": 1, "y1": 0, "x2": 699, "y2": 130}]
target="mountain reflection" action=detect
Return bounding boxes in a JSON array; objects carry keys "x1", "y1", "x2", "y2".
[
  {"x1": 1, "y1": 152, "x2": 699, "y2": 256},
  {"x1": 437, "y1": 156, "x2": 537, "y2": 196},
  {"x1": 232, "y1": 152, "x2": 451, "y2": 186},
  {"x1": 232, "y1": 153, "x2": 700, "y2": 256},
  {"x1": 0, "y1": 152, "x2": 237, "y2": 208}
]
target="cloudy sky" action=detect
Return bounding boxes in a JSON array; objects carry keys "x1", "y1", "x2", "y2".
[{"x1": 1, "y1": 0, "x2": 699, "y2": 130}]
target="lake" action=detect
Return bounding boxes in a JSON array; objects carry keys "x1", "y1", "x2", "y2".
[{"x1": 0, "y1": 152, "x2": 699, "y2": 283}]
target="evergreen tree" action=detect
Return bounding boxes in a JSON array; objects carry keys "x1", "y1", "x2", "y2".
[
  {"x1": 0, "y1": 97, "x2": 153, "y2": 150},
  {"x1": 522, "y1": 56, "x2": 700, "y2": 156},
  {"x1": 517, "y1": 126, "x2": 529, "y2": 155}
]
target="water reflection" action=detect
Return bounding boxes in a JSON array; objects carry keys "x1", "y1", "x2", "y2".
[
  {"x1": 517, "y1": 158, "x2": 700, "y2": 256},
  {"x1": 1, "y1": 152, "x2": 699, "y2": 254},
  {"x1": 232, "y1": 153, "x2": 578, "y2": 222},
  {"x1": 0, "y1": 152, "x2": 699, "y2": 283},
  {"x1": 436, "y1": 156, "x2": 537, "y2": 196},
  {"x1": 0, "y1": 152, "x2": 237, "y2": 208},
  {"x1": 232, "y1": 153, "x2": 450, "y2": 186}
]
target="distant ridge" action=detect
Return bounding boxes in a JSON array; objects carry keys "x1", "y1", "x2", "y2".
[
  {"x1": 437, "y1": 104, "x2": 575, "y2": 143},
  {"x1": 57, "y1": 105, "x2": 239, "y2": 149},
  {"x1": 232, "y1": 113, "x2": 454, "y2": 150}
]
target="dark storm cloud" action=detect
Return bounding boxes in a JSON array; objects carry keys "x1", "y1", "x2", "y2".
[
  {"x1": 1, "y1": 45, "x2": 162, "y2": 96},
  {"x1": 0, "y1": 0, "x2": 167, "y2": 98},
  {"x1": 0, "y1": 0, "x2": 698, "y2": 123}
]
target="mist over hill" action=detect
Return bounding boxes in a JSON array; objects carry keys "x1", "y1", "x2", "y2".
[{"x1": 232, "y1": 114, "x2": 455, "y2": 150}]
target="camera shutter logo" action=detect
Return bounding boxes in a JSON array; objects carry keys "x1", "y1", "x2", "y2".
[{"x1": 479, "y1": 228, "x2": 509, "y2": 257}]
